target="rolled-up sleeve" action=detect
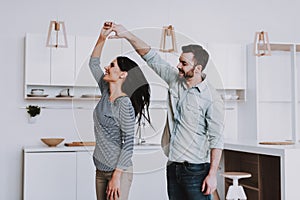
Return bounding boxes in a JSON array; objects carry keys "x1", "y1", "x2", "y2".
[
  {"x1": 206, "y1": 99, "x2": 225, "y2": 149},
  {"x1": 89, "y1": 57, "x2": 106, "y2": 92}
]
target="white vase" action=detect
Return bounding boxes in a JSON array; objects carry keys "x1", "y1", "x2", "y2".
[{"x1": 28, "y1": 115, "x2": 38, "y2": 124}]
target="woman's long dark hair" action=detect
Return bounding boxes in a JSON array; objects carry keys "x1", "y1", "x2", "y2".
[{"x1": 117, "y1": 56, "x2": 151, "y2": 125}]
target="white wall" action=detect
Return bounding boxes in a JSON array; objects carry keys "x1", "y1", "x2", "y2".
[{"x1": 1, "y1": 0, "x2": 300, "y2": 199}]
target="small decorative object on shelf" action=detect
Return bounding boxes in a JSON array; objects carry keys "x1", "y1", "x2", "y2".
[
  {"x1": 253, "y1": 31, "x2": 271, "y2": 56},
  {"x1": 27, "y1": 88, "x2": 48, "y2": 97},
  {"x1": 56, "y1": 88, "x2": 73, "y2": 97}
]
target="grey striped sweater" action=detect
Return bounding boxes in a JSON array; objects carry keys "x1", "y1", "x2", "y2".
[{"x1": 89, "y1": 57, "x2": 135, "y2": 172}]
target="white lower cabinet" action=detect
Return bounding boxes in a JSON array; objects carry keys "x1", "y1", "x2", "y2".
[
  {"x1": 129, "y1": 147, "x2": 168, "y2": 200},
  {"x1": 23, "y1": 147, "x2": 168, "y2": 200},
  {"x1": 23, "y1": 149, "x2": 96, "y2": 200},
  {"x1": 76, "y1": 151, "x2": 97, "y2": 200},
  {"x1": 23, "y1": 152, "x2": 77, "y2": 200}
]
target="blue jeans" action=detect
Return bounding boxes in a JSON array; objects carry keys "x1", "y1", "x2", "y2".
[{"x1": 167, "y1": 162, "x2": 212, "y2": 200}]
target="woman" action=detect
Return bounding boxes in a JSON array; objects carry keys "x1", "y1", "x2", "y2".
[{"x1": 89, "y1": 22, "x2": 150, "y2": 200}]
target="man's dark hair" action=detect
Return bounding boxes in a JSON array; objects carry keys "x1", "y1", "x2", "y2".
[{"x1": 181, "y1": 44, "x2": 209, "y2": 71}]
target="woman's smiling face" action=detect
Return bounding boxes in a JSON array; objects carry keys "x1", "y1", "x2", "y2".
[{"x1": 103, "y1": 59, "x2": 122, "y2": 82}]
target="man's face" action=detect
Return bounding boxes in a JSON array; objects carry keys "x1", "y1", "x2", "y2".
[{"x1": 177, "y1": 52, "x2": 196, "y2": 79}]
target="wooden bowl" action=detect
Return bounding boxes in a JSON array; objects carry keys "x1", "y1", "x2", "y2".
[{"x1": 41, "y1": 138, "x2": 64, "y2": 147}]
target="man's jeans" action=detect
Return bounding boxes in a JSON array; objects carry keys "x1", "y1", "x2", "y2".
[{"x1": 167, "y1": 162, "x2": 212, "y2": 200}]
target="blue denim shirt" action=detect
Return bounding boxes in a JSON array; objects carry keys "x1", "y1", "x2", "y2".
[{"x1": 142, "y1": 49, "x2": 224, "y2": 164}]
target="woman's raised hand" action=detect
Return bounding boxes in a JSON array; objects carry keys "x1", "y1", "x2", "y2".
[
  {"x1": 99, "y1": 21, "x2": 114, "y2": 41},
  {"x1": 91, "y1": 22, "x2": 114, "y2": 58},
  {"x1": 109, "y1": 23, "x2": 130, "y2": 39}
]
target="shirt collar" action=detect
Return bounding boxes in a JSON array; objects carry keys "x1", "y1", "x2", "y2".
[
  {"x1": 192, "y1": 73, "x2": 208, "y2": 92},
  {"x1": 181, "y1": 73, "x2": 207, "y2": 92}
]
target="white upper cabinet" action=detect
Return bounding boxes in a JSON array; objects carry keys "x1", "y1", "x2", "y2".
[
  {"x1": 239, "y1": 43, "x2": 299, "y2": 142},
  {"x1": 25, "y1": 33, "x2": 76, "y2": 86},
  {"x1": 223, "y1": 103, "x2": 238, "y2": 140},
  {"x1": 75, "y1": 36, "x2": 97, "y2": 87},
  {"x1": 25, "y1": 34, "x2": 101, "y2": 99},
  {"x1": 25, "y1": 33, "x2": 51, "y2": 85},
  {"x1": 206, "y1": 43, "x2": 246, "y2": 89},
  {"x1": 51, "y1": 35, "x2": 75, "y2": 86}
]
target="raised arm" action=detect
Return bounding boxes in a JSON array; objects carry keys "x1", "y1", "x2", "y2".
[
  {"x1": 110, "y1": 23, "x2": 150, "y2": 56},
  {"x1": 89, "y1": 23, "x2": 114, "y2": 90},
  {"x1": 92, "y1": 22, "x2": 114, "y2": 58},
  {"x1": 110, "y1": 23, "x2": 178, "y2": 85}
]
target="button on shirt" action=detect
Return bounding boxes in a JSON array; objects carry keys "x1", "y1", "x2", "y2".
[{"x1": 142, "y1": 49, "x2": 224, "y2": 164}]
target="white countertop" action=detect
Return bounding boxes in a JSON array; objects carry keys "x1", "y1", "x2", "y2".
[
  {"x1": 23, "y1": 143, "x2": 161, "y2": 153},
  {"x1": 24, "y1": 139, "x2": 300, "y2": 156},
  {"x1": 23, "y1": 145, "x2": 95, "y2": 153},
  {"x1": 224, "y1": 138, "x2": 300, "y2": 156}
]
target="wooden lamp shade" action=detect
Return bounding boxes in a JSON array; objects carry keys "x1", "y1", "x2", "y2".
[
  {"x1": 159, "y1": 25, "x2": 177, "y2": 53},
  {"x1": 254, "y1": 31, "x2": 271, "y2": 56},
  {"x1": 46, "y1": 20, "x2": 68, "y2": 48}
]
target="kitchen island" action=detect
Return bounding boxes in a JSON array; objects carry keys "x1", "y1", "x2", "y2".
[
  {"x1": 23, "y1": 144, "x2": 168, "y2": 200},
  {"x1": 220, "y1": 139, "x2": 300, "y2": 200}
]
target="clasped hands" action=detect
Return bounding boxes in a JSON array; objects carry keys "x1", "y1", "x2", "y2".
[{"x1": 101, "y1": 21, "x2": 127, "y2": 40}]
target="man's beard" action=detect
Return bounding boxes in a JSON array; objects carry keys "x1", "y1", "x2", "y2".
[{"x1": 179, "y1": 68, "x2": 195, "y2": 79}]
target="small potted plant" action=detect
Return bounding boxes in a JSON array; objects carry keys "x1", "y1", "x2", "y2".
[{"x1": 26, "y1": 105, "x2": 41, "y2": 123}]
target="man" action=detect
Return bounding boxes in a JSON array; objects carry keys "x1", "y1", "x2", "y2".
[{"x1": 110, "y1": 23, "x2": 224, "y2": 200}]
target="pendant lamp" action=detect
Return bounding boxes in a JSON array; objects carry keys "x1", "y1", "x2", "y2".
[
  {"x1": 254, "y1": 31, "x2": 271, "y2": 56},
  {"x1": 46, "y1": 20, "x2": 68, "y2": 48},
  {"x1": 159, "y1": 25, "x2": 177, "y2": 53}
]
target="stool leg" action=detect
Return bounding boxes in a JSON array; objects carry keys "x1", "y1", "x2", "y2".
[
  {"x1": 226, "y1": 185, "x2": 247, "y2": 200},
  {"x1": 226, "y1": 185, "x2": 237, "y2": 200},
  {"x1": 237, "y1": 186, "x2": 247, "y2": 199}
]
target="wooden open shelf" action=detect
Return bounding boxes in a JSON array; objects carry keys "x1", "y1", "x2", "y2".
[
  {"x1": 224, "y1": 150, "x2": 281, "y2": 200},
  {"x1": 270, "y1": 43, "x2": 300, "y2": 52},
  {"x1": 25, "y1": 97, "x2": 100, "y2": 101}
]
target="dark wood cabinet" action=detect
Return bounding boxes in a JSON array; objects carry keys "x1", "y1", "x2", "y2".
[{"x1": 224, "y1": 150, "x2": 281, "y2": 200}]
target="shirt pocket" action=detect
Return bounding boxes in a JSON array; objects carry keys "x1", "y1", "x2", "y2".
[{"x1": 183, "y1": 104, "x2": 204, "y2": 126}]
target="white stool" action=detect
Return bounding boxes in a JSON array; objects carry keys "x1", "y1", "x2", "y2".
[{"x1": 221, "y1": 172, "x2": 251, "y2": 200}]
